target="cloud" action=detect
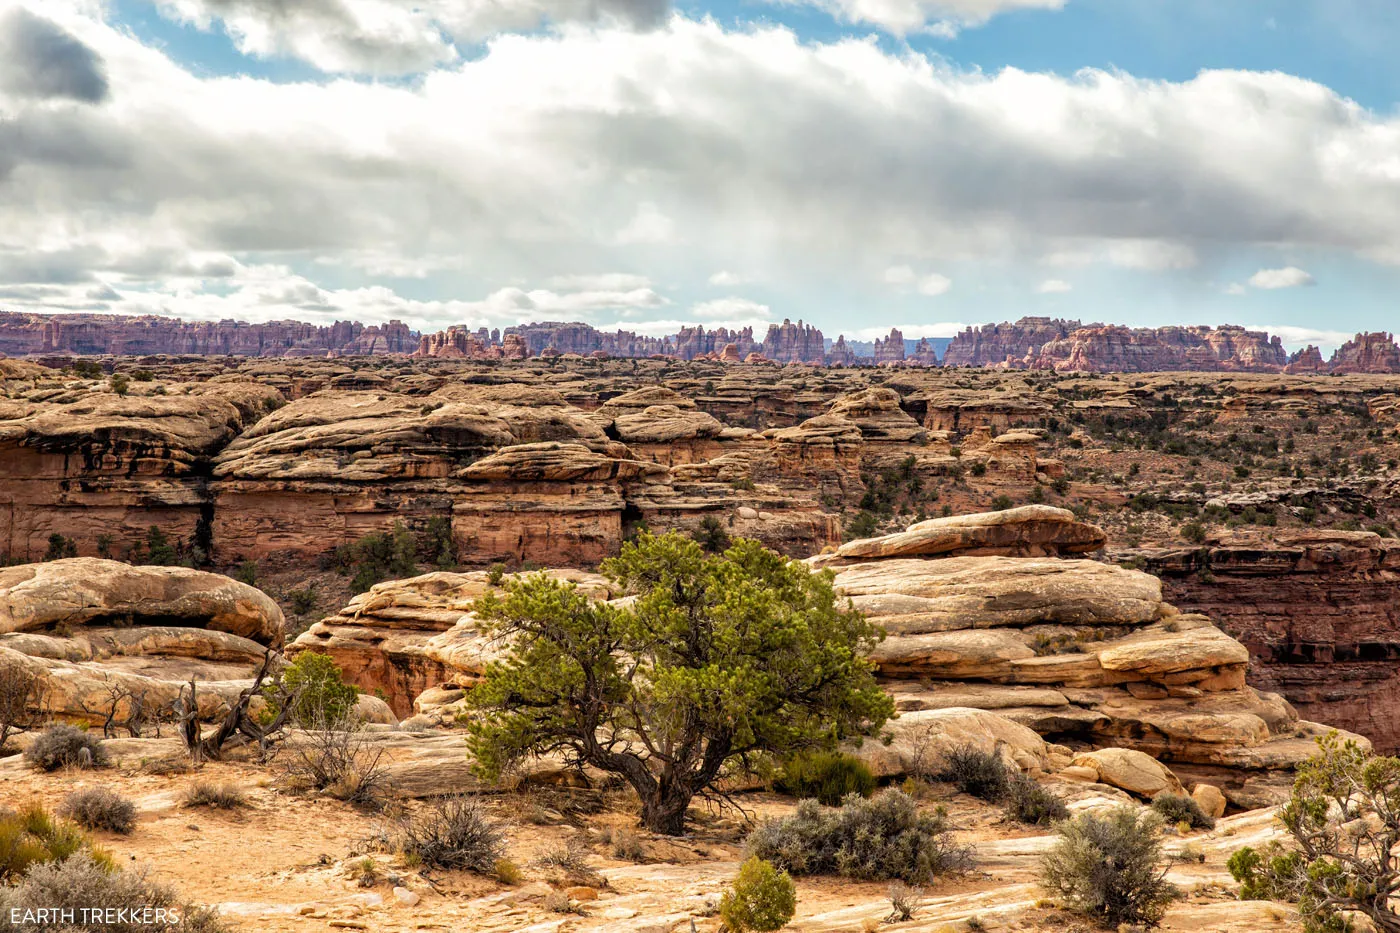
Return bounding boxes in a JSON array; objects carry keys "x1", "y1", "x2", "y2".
[
  {"x1": 546, "y1": 272, "x2": 653, "y2": 290},
  {"x1": 615, "y1": 202, "x2": 676, "y2": 245},
  {"x1": 850, "y1": 322, "x2": 964, "y2": 339},
  {"x1": 1037, "y1": 278, "x2": 1072, "y2": 293},
  {"x1": 608, "y1": 315, "x2": 774, "y2": 337},
  {"x1": 885, "y1": 266, "x2": 951, "y2": 294},
  {"x1": 708, "y1": 270, "x2": 751, "y2": 286},
  {"x1": 1224, "y1": 282, "x2": 1248, "y2": 296},
  {"x1": 2, "y1": 9, "x2": 1400, "y2": 331},
  {"x1": 917, "y1": 273, "x2": 952, "y2": 295},
  {"x1": 0, "y1": 7, "x2": 108, "y2": 102},
  {"x1": 690, "y1": 297, "x2": 770, "y2": 319},
  {"x1": 153, "y1": 0, "x2": 671, "y2": 74},
  {"x1": 782, "y1": 0, "x2": 1066, "y2": 37},
  {"x1": 1248, "y1": 266, "x2": 1317, "y2": 289},
  {"x1": 1263, "y1": 325, "x2": 1352, "y2": 350}
]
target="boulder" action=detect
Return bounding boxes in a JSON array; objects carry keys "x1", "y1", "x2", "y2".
[
  {"x1": 1191, "y1": 783, "x2": 1228, "y2": 819},
  {"x1": 855, "y1": 707, "x2": 1050, "y2": 777},
  {"x1": 0, "y1": 559, "x2": 283, "y2": 646},
  {"x1": 1070, "y1": 748, "x2": 1184, "y2": 797}
]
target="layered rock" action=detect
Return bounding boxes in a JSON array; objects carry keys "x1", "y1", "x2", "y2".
[
  {"x1": 943, "y1": 318, "x2": 1079, "y2": 368},
  {"x1": 0, "y1": 384, "x2": 282, "y2": 561},
  {"x1": 1328, "y1": 332, "x2": 1400, "y2": 374},
  {"x1": 760, "y1": 319, "x2": 826, "y2": 364},
  {"x1": 1030, "y1": 325, "x2": 1287, "y2": 373},
  {"x1": 1135, "y1": 530, "x2": 1400, "y2": 751},
  {"x1": 0, "y1": 559, "x2": 284, "y2": 726},
  {"x1": 813, "y1": 505, "x2": 1105, "y2": 566}
]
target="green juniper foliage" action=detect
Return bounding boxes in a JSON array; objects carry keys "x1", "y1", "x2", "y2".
[
  {"x1": 466, "y1": 532, "x2": 892, "y2": 834},
  {"x1": 1229, "y1": 731, "x2": 1400, "y2": 933}
]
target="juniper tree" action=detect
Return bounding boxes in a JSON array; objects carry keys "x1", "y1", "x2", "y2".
[{"x1": 466, "y1": 532, "x2": 892, "y2": 834}]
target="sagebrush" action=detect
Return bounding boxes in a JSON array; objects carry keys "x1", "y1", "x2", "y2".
[
  {"x1": 59, "y1": 788, "x2": 137, "y2": 835},
  {"x1": 24, "y1": 724, "x2": 108, "y2": 771},
  {"x1": 1040, "y1": 805, "x2": 1178, "y2": 927}
]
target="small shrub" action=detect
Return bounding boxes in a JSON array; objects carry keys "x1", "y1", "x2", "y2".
[
  {"x1": 43, "y1": 533, "x2": 78, "y2": 561},
  {"x1": 990, "y1": 494, "x2": 1013, "y2": 511},
  {"x1": 289, "y1": 586, "x2": 319, "y2": 616},
  {"x1": 1003, "y1": 774, "x2": 1069, "y2": 826},
  {"x1": 609, "y1": 829, "x2": 646, "y2": 862},
  {"x1": 267, "y1": 652, "x2": 358, "y2": 726},
  {"x1": 486, "y1": 563, "x2": 506, "y2": 586},
  {"x1": 109, "y1": 373, "x2": 130, "y2": 396},
  {"x1": 0, "y1": 804, "x2": 111, "y2": 883},
  {"x1": 1179, "y1": 522, "x2": 1207, "y2": 544},
  {"x1": 59, "y1": 788, "x2": 137, "y2": 835},
  {"x1": 276, "y1": 716, "x2": 387, "y2": 808},
  {"x1": 493, "y1": 857, "x2": 523, "y2": 885},
  {"x1": 746, "y1": 790, "x2": 971, "y2": 884},
  {"x1": 180, "y1": 782, "x2": 247, "y2": 810},
  {"x1": 845, "y1": 511, "x2": 879, "y2": 540},
  {"x1": 887, "y1": 881, "x2": 922, "y2": 922},
  {"x1": 0, "y1": 852, "x2": 232, "y2": 932},
  {"x1": 719, "y1": 857, "x2": 797, "y2": 932},
  {"x1": 1039, "y1": 805, "x2": 1178, "y2": 927},
  {"x1": 233, "y1": 560, "x2": 258, "y2": 586},
  {"x1": 24, "y1": 724, "x2": 109, "y2": 771},
  {"x1": 531, "y1": 838, "x2": 602, "y2": 886},
  {"x1": 393, "y1": 797, "x2": 505, "y2": 873},
  {"x1": 1150, "y1": 792, "x2": 1214, "y2": 830},
  {"x1": 937, "y1": 744, "x2": 1010, "y2": 801},
  {"x1": 775, "y1": 751, "x2": 876, "y2": 807},
  {"x1": 691, "y1": 515, "x2": 731, "y2": 554}
]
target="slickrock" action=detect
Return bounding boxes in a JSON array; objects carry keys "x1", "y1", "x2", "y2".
[
  {"x1": 1069, "y1": 748, "x2": 1184, "y2": 797},
  {"x1": 0, "y1": 558, "x2": 283, "y2": 644},
  {"x1": 825, "y1": 388, "x2": 926, "y2": 443},
  {"x1": 816, "y1": 505, "x2": 1104, "y2": 565},
  {"x1": 855, "y1": 707, "x2": 1051, "y2": 777},
  {"x1": 0, "y1": 559, "x2": 285, "y2": 726}
]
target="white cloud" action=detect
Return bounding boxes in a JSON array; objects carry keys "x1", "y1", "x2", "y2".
[
  {"x1": 1224, "y1": 282, "x2": 1248, "y2": 296},
  {"x1": 1248, "y1": 266, "x2": 1317, "y2": 289},
  {"x1": 784, "y1": 0, "x2": 1066, "y2": 37},
  {"x1": 917, "y1": 272, "x2": 952, "y2": 295},
  {"x1": 152, "y1": 0, "x2": 671, "y2": 74},
  {"x1": 2, "y1": 7, "x2": 1399, "y2": 332},
  {"x1": 708, "y1": 270, "x2": 751, "y2": 286},
  {"x1": 546, "y1": 272, "x2": 653, "y2": 291},
  {"x1": 1037, "y1": 278, "x2": 1072, "y2": 293},
  {"x1": 615, "y1": 202, "x2": 677, "y2": 245},
  {"x1": 691, "y1": 297, "x2": 770, "y2": 319},
  {"x1": 850, "y1": 322, "x2": 963, "y2": 339},
  {"x1": 1263, "y1": 325, "x2": 1351, "y2": 350}
]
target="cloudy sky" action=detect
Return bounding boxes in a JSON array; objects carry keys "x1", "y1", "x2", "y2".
[{"x1": 2, "y1": 0, "x2": 1399, "y2": 351}]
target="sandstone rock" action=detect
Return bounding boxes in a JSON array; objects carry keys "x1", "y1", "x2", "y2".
[
  {"x1": 824, "y1": 506, "x2": 1105, "y2": 564},
  {"x1": 392, "y1": 887, "x2": 419, "y2": 907},
  {"x1": 855, "y1": 707, "x2": 1049, "y2": 777},
  {"x1": 1070, "y1": 748, "x2": 1184, "y2": 797},
  {"x1": 0, "y1": 559, "x2": 283, "y2": 645},
  {"x1": 1191, "y1": 783, "x2": 1227, "y2": 819}
]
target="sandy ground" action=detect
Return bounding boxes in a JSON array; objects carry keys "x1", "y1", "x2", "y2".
[{"x1": 0, "y1": 743, "x2": 1301, "y2": 933}]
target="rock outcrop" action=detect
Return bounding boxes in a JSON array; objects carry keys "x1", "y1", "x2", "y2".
[
  {"x1": 813, "y1": 506, "x2": 1105, "y2": 566},
  {"x1": 0, "y1": 559, "x2": 284, "y2": 726},
  {"x1": 1136, "y1": 530, "x2": 1400, "y2": 752},
  {"x1": 1328, "y1": 332, "x2": 1400, "y2": 374}
]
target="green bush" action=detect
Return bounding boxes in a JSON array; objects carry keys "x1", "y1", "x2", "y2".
[
  {"x1": 1150, "y1": 791, "x2": 1214, "y2": 830},
  {"x1": 334, "y1": 523, "x2": 418, "y2": 594},
  {"x1": 43, "y1": 533, "x2": 78, "y2": 561},
  {"x1": 268, "y1": 652, "x2": 358, "y2": 726},
  {"x1": 1040, "y1": 805, "x2": 1178, "y2": 927},
  {"x1": 690, "y1": 516, "x2": 731, "y2": 554},
  {"x1": 233, "y1": 560, "x2": 258, "y2": 586},
  {"x1": 936, "y1": 744, "x2": 1010, "y2": 801},
  {"x1": 845, "y1": 511, "x2": 879, "y2": 540},
  {"x1": 289, "y1": 586, "x2": 319, "y2": 616},
  {"x1": 1003, "y1": 773, "x2": 1068, "y2": 825},
  {"x1": 990, "y1": 494, "x2": 1014, "y2": 511},
  {"x1": 719, "y1": 857, "x2": 797, "y2": 932},
  {"x1": 1228, "y1": 732, "x2": 1400, "y2": 933},
  {"x1": 24, "y1": 724, "x2": 108, "y2": 771},
  {"x1": 746, "y1": 789, "x2": 971, "y2": 884},
  {"x1": 59, "y1": 788, "x2": 137, "y2": 835},
  {"x1": 775, "y1": 751, "x2": 876, "y2": 807}
]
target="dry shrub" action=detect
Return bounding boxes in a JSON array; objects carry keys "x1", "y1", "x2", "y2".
[
  {"x1": 180, "y1": 782, "x2": 248, "y2": 810},
  {"x1": 391, "y1": 797, "x2": 506, "y2": 873},
  {"x1": 59, "y1": 788, "x2": 137, "y2": 835},
  {"x1": 276, "y1": 714, "x2": 388, "y2": 808},
  {"x1": 24, "y1": 724, "x2": 108, "y2": 772}
]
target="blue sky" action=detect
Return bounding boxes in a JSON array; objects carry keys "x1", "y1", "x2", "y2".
[{"x1": 3, "y1": 0, "x2": 1400, "y2": 353}]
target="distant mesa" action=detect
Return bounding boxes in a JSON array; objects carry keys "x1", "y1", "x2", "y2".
[{"x1": 2, "y1": 310, "x2": 1397, "y2": 373}]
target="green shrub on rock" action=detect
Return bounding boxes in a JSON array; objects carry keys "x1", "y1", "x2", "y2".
[
  {"x1": 719, "y1": 857, "x2": 796, "y2": 932},
  {"x1": 775, "y1": 751, "x2": 876, "y2": 807}
]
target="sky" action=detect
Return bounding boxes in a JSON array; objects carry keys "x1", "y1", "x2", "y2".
[{"x1": 2, "y1": 1, "x2": 1400, "y2": 353}]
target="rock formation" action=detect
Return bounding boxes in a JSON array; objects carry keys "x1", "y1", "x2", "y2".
[
  {"x1": 1328, "y1": 332, "x2": 1400, "y2": 374},
  {"x1": 1135, "y1": 530, "x2": 1400, "y2": 752}
]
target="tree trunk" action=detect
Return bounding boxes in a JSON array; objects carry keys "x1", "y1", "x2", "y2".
[{"x1": 640, "y1": 783, "x2": 693, "y2": 835}]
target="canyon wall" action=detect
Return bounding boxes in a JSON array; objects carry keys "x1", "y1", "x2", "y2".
[{"x1": 1138, "y1": 531, "x2": 1400, "y2": 751}]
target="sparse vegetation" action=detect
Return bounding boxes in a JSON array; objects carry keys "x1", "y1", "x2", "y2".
[
  {"x1": 1004, "y1": 773, "x2": 1069, "y2": 825},
  {"x1": 1040, "y1": 805, "x2": 1178, "y2": 928},
  {"x1": 1150, "y1": 791, "x2": 1214, "y2": 830},
  {"x1": 24, "y1": 724, "x2": 109, "y2": 771},
  {"x1": 58, "y1": 788, "x2": 137, "y2": 835},
  {"x1": 180, "y1": 782, "x2": 248, "y2": 810},
  {"x1": 746, "y1": 790, "x2": 971, "y2": 883},
  {"x1": 937, "y1": 744, "x2": 1011, "y2": 801},
  {"x1": 0, "y1": 805, "x2": 111, "y2": 883},
  {"x1": 0, "y1": 660, "x2": 45, "y2": 749},
  {"x1": 266, "y1": 651, "x2": 358, "y2": 727},
  {"x1": 388, "y1": 797, "x2": 505, "y2": 873}
]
